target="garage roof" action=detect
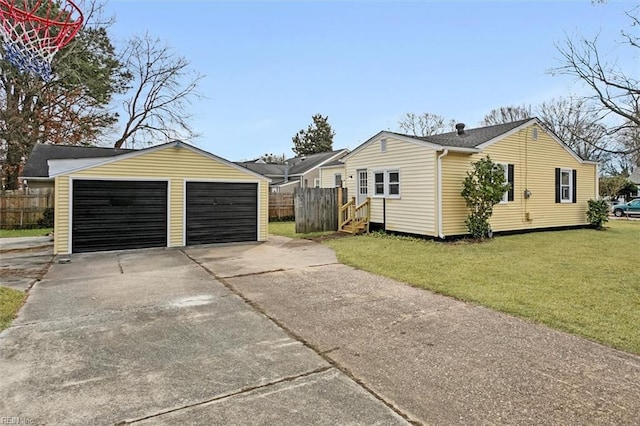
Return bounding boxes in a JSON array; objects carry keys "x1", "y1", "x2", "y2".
[
  {"x1": 27, "y1": 141, "x2": 271, "y2": 182},
  {"x1": 21, "y1": 144, "x2": 134, "y2": 178}
]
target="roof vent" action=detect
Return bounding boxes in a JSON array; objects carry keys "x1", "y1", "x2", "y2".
[{"x1": 455, "y1": 123, "x2": 466, "y2": 135}]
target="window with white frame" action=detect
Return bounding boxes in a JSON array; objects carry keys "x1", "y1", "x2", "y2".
[
  {"x1": 498, "y1": 163, "x2": 514, "y2": 203},
  {"x1": 500, "y1": 164, "x2": 509, "y2": 203},
  {"x1": 555, "y1": 168, "x2": 576, "y2": 204},
  {"x1": 314, "y1": 178, "x2": 320, "y2": 188},
  {"x1": 373, "y1": 170, "x2": 400, "y2": 198},
  {"x1": 374, "y1": 172, "x2": 385, "y2": 196},
  {"x1": 334, "y1": 173, "x2": 342, "y2": 187},
  {"x1": 560, "y1": 169, "x2": 572, "y2": 202},
  {"x1": 388, "y1": 171, "x2": 400, "y2": 196}
]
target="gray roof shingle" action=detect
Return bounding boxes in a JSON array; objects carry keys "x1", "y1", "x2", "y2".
[
  {"x1": 388, "y1": 118, "x2": 534, "y2": 149},
  {"x1": 288, "y1": 150, "x2": 347, "y2": 174},
  {"x1": 235, "y1": 149, "x2": 347, "y2": 178},
  {"x1": 21, "y1": 144, "x2": 135, "y2": 178},
  {"x1": 235, "y1": 162, "x2": 286, "y2": 176}
]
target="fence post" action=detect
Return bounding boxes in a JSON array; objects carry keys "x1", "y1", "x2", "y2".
[{"x1": 337, "y1": 187, "x2": 343, "y2": 230}]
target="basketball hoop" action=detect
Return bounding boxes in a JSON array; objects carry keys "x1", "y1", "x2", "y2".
[{"x1": 0, "y1": 0, "x2": 84, "y2": 81}]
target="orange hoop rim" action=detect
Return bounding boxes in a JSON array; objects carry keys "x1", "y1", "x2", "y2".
[{"x1": 0, "y1": 0, "x2": 84, "y2": 50}]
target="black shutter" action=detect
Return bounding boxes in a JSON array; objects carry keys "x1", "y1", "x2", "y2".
[
  {"x1": 572, "y1": 169, "x2": 577, "y2": 203},
  {"x1": 555, "y1": 168, "x2": 561, "y2": 203},
  {"x1": 507, "y1": 164, "x2": 515, "y2": 201}
]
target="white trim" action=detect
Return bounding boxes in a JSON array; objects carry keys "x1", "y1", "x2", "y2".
[
  {"x1": 68, "y1": 178, "x2": 73, "y2": 254},
  {"x1": 182, "y1": 177, "x2": 264, "y2": 183},
  {"x1": 183, "y1": 179, "x2": 187, "y2": 246},
  {"x1": 475, "y1": 119, "x2": 537, "y2": 150},
  {"x1": 318, "y1": 164, "x2": 345, "y2": 170},
  {"x1": 276, "y1": 180, "x2": 300, "y2": 189},
  {"x1": 371, "y1": 168, "x2": 401, "y2": 199},
  {"x1": 595, "y1": 163, "x2": 599, "y2": 199},
  {"x1": 498, "y1": 163, "x2": 509, "y2": 204},
  {"x1": 67, "y1": 176, "x2": 171, "y2": 253},
  {"x1": 437, "y1": 149, "x2": 449, "y2": 239},
  {"x1": 167, "y1": 181, "x2": 171, "y2": 247},
  {"x1": 356, "y1": 169, "x2": 368, "y2": 205},
  {"x1": 49, "y1": 157, "x2": 116, "y2": 176},
  {"x1": 257, "y1": 181, "x2": 262, "y2": 240},
  {"x1": 343, "y1": 131, "x2": 479, "y2": 161},
  {"x1": 304, "y1": 149, "x2": 349, "y2": 173},
  {"x1": 49, "y1": 141, "x2": 271, "y2": 182},
  {"x1": 560, "y1": 168, "x2": 573, "y2": 203},
  {"x1": 333, "y1": 172, "x2": 343, "y2": 188},
  {"x1": 19, "y1": 176, "x2": 53, "y2": 181}
]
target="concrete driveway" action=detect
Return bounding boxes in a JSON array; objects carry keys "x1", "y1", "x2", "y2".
[
  {"x1": 185, "y1": 236, "x2": 640, "y2": 425},
  {"x1": 0, "y1": 236, "x2": 53, "y2": 291},
  {"x1": 3, "y1": 236, "x2": 640, "y2": 425},
  {"x1": 0, "y1": 245, "x2": 407, "y2": 425}
]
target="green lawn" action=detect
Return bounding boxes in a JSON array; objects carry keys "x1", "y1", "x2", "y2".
[
  {"x1": 268, "y1": 221, "x2": 337, "y2": 239},
  {"x1": 0, "y1": 287, "x2": 25, "y2": 331},
  {"x1": 0, "y1": 228, "x2": 52, "y2": 238},
  {"x1": 270, "y1": 220, "x2": 640, "y2": 354}
]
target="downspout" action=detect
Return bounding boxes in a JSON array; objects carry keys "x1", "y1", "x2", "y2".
[
  {"x1": 437, "y1": 149, "x2": 449, "y2": 239},
  {"x1": 595, "y1": 163, "x2": 599, "y2": 199}
]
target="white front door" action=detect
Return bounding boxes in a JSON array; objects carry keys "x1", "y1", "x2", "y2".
[{"x1": 356, "y1": 169, "x2": 368, "y2": 205}]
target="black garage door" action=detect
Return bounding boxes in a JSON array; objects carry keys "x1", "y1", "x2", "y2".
[
  {"x1": 72, "y1": 180, "x2": 168, "y2": 253},
  {"x1": 186, "y1": 182, "x2": 258, "y2": 245}
]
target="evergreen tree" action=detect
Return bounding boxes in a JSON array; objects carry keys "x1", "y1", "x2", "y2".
[
  {"x1": 0, "y1": 14, "x2": 129, "y2": 189},
  {"x1": 292, "y1": 114, "x2": 335, "y2": 156}
]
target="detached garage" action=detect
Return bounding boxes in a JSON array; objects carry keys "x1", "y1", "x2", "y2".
[{"x1": 44, "y1": 141, "x2": 270, "y2": 255}]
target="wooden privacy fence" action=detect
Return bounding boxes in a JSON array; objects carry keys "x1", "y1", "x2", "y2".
[
  {"x1": 269, "y1": 192, "x2": 295, "y2": 220},
  {"x1": 294, "y1": 187, "x2": 348, "y2": 233},
  {"x1": 0, "y1": 189, "x2": 54, "y2": 229}
]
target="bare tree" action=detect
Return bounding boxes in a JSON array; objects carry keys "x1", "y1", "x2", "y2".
[
  {"x1": 537, "y1": 97, "x2": 609, "y2": 162},
  {"x1": 397, "y1": 112, "x2": 455, "y2": 137},
  {"x1": 480, "y1": 105, "x2": 532, "y2": 126},
  {"x1": 114, "y1": 33, "x2": 204, "y2": 149},
  {"x1": 552, "y1": 5, "x2": 639, "y2": 138}
]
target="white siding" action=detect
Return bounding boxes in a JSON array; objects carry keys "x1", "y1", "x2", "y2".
[{"x1": 345, "y1": 137, "x2": 437, "y2": 236}]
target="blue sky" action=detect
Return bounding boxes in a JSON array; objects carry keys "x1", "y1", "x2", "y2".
[{"x1": 104, "y1": 1, "x2": 635, "y2": 161}]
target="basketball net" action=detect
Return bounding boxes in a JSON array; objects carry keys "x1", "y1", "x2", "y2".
[{"x1": 0, "y1": 0, "x2": 83, "y2": 81}]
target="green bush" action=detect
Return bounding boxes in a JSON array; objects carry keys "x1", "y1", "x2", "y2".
[
  {"x1": 37, "y1": 207, "x2": 54, "y2": 228},
  {"x1": 461, "y1": 156, "x2": 510, "y2": 239},
  {"x1": 586, "y1": 199, "x2": 609, "y2": 229}
]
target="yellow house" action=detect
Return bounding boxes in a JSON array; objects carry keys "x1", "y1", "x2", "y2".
[
  {"x1": 342, "y1": 118, "x2": 599, "y2": 238},
  {"x1": 318, "y1": 160, "x2": 346, "y2": 188},
  {"x1": 37, "y1": 141, "x2": 271, "y2": 254}
]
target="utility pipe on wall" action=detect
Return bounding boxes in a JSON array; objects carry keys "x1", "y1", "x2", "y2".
[{"x1": 437, "y1": 149, "x2": 449, "y2": 239}]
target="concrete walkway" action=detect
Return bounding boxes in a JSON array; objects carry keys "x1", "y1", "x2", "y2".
[
  {"x1": 185, "y1": 236, "x2": 640, "y2": 425},
  {"x1": 0, "y1": 247, "x2": 407, "y2": 425}
]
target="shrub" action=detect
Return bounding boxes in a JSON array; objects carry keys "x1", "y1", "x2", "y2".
[
  {"x1": 461, "y1": 157, "x2": 510, "y2": 239},
  {"x1": 586, "y1": 199, "x2": 609, "y2": 229},
  {"x1": 37, "y1": 207, "x2": 54, "y2": 228}
]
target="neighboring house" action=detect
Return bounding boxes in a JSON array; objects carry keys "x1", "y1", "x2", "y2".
[
  {"x1": 22, "y1": 141, "x2": 271, "y2": 254},
  {"x1": 20, "y1": 144, "x2": 134, "y2": 190},
  {"x1": 630, "y1": 168, "x2": 640, "y2": 198},
  {"x1": 341, "y1": 118, "x2": 598, "y2": 238},
  {"x1": 236, "y1": 149, "x2": 349, "y2": 193},
  {"x1": 318, "y1": 159, "x2": 346, "y2": 188}
]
